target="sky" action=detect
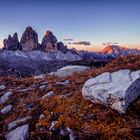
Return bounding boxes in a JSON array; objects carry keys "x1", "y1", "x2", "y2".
[{"x1": 0, "y1": 0, "x2": 140, "y2": 51}]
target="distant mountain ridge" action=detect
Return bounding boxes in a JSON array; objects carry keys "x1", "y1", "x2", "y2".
[
  {"x1": 80, "y1": 45, "x2": 140, "y2": 61},
  {"x1": 101, "y1": 44, "x2": 140, "y2": 57}
]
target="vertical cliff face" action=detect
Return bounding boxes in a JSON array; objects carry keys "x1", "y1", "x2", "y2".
[
  {"x1": 2, "y1": 27, "x2": 71, "y2": 53},
  {"x1": 20, "y1": 26, "x2": 39, "y2": 51},
  {"x1": 41, "y1": 31, "x2": 58, "y2": 52},
  {"x1": 2, "y1": 27, "x2": 81, "y2": 60},
  {"x1": 57, "y1": 42, "x2": 68, "y2": 53}
]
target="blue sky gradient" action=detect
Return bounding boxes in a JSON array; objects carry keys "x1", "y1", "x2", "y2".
[{"x1": 0, "y1": 0, "x2": 140, "y2": 50}]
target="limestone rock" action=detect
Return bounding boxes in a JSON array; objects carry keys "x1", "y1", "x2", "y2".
[
  {"x1": 57, "y1": 42, "x2": 68, "y2": 53},
  {"x1": 20, "y1": 26, "x2": 38, "y2": 51},
  {"x1": 0, "y1": 85, "x2": 6, "y2": 90},
  {"x1": 41, "y1": 31, "x2": 57, "y2": 52},
  {"x1": 52, "y1": 65, "x2": 90, "y2": 77},
  {"x1": 1, "y1": 104, "x2": 12, "y2": 114},
  {"x1": 42, "y1": 91, "x2": 55, "y2": 99},
  {"x1": 49, "y1": 121, "x2": 58, "y2": 131},
  {"x1": 0, "y1": 91, "x2": 13, "y2": 104},
  {"x1": 82, "y1": 69, "x2": 140, "y2": 114},
  {"x1": 39, "y1": 114, "x2": 46, "y2": 119},
  {"x1": 3, "y1": 33, "x2": 22, "y2": 51},
  {"x1": 56, "y1": 80, "x2": 70, "y2": 85},
  {"x1": 34, "y1": 74, "x2": 46, "y2": 79},
  {"x1": 6, "y1": 124, "x2": 29, "y2": 140},
  {"x1": 8, "y1": 116, "x2": 32, "y2": 131}
]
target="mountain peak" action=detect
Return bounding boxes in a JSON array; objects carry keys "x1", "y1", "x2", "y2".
[
  {"x1": 20, "y1": 27, "x2": 39, "y2": 51},
  {"x1": 101, "y1": 44, "x2": 140, "y2": 57},
  {"x1": 102, "y1": 45, "x2": 122, "y2": 54},
  {"x1": 45, "y1": 30, "x2": 53, "y2": 36}
]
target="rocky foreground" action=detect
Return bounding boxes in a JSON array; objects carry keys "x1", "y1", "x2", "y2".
[{"x1": 0, "y1": 55, "x2": 140, "y2": 140}]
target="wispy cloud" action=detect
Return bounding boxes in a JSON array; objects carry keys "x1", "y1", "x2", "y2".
[
  {"x1": 72, "y1": 41, "x2": 91, "y2": 45},
  {"x1": 63, "y1": 38, "x2": 74, "y2": 41}
]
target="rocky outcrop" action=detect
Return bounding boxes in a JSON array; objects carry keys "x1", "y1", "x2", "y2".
[
  {"x1": 1, "y1": 104, "x2": 12, "y2": 114},
  {"x1": 20, "y1": 26, "x2": 39, "y2": 51},
  {"x1": 0, "y1": 91, "x2": 13, "y2": 104},
  {"x1": 50, "y1": 65, "x2": 90, "y2": 77},
  {"x1": 42, "y1": 91, "x2": 55, "y2": 99},
  {"x1": 6, "y1": 124, "x2": 29, "y2": 140},
  {"x1": 3, "y1": 33, "x2": 22, "y2": 51},
  {"x1": 8, "y1": 117, "x2": 32, "y2": 131},
  {"x1": 82, "y1": 69, "x2": 140, "y2": 114},
  {"x1": 41, "y1": 31, "x2": 58, "y2": 52},
  {"x1": 2, "y1": 27, "x2": 81, "y2": 57},
  {"x1": 0, "y1": 85, "x2": 6, "y2": 90},
  {"x1": 57, "y1": 42, "x2": 68, "y2": 53}
]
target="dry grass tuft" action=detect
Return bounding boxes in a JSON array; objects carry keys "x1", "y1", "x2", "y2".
[{"x1": 1, "y1": 55, "x2": 140, "y2": 139}]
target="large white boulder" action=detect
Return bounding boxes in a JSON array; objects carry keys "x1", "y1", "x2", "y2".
[
  {"x1": 51, "y1": 65, "x2": 90, "y2": 77},
  {"x1": 82, "y1": 69, "x2": 140, "y2": 114},
  {"x1": 6, "y1": 124, "x2": 29, "y2": 140}
]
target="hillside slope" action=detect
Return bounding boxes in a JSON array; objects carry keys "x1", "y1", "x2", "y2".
[{"x1": 0, "y1": 55, "x2": 140, "y2": 140}]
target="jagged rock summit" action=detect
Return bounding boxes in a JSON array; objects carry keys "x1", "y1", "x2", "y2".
[
  {"x1": 102, "y1": 44, "x2": 140, "y2": 57},
  {"x1": 20, "y1": 26, "x2": 39, "y2": 51},
  {"x1": 2, "y1": 26, "x2": 75, "y2": 55},
  {"x1": 41, "y1": 30, "x2": 57, "y2": 52},
  {"x1": 0, "y1": 26, "x2": 82, "y2": 77},
  {"x1": 57, "y1": 42, "x2": 68, "y2": 53},
  {"x1": 3, "y1": 33, "x2": 22, "y2": 51}
]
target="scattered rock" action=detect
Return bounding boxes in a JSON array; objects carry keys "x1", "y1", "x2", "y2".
[
  {"x1": 1, "y1": 104, "x2": 12, "y2": 114},
  {"x1": 49, "y1": 121, "x2": 58, "y2": 131},
  {"x1": 3, "y1": 33, "x2": 22, "y2": 51},
  {"x1": 8, "y1": 116, "x2": 32, "y2": 130},
  {"x1": 17, "y1": 88, "x2": 31, "y2": 93},
  {"x1": 34, "y1": 75, "x2": 46, "y2": 79},
  {"x1": 6, "y1": 124, "x2": 29, "y2": 140},
  {"x1": 53, "y1": 65, "x2": 90, "y2": 77},
  {"x1": 59, "y1": 126, "x2": 70, "y2": 136},
  {"x1": 40, "y1": 81, "x2": 48, "y2": 85},
  {"x1": 42, "y1": 91, "x2": 55, "y2": 99},
  {"x1": 0, "y1": 85, "x2": 6, "y2": 90},
  {"x1": 67, "y1": 127, "x2": 79, "y2": 140},
  {"x1": 48, "y1": 72, "x2": 56, "y2": 76},
  {"x1": 24, "y1": 104, "x2": 34, "y2": 111},
  {"x1": 56, "y1": 80, "x2": 70, "y2": 85},
  {"x1": 0, "y1": 91, "x2": 13, "y2": 104},
  {"x1": 39, "y1": 85, "x2": 46, "y2": 89},
  {"x1": 82, "y1": 69, "x2": 140, "y2": 114},
  {"x1": 39, "y1": 114, "x2": 46, "y2": 119},
  {"x1": 20, "y1": 26, "x2": 39, "y2": 51}
]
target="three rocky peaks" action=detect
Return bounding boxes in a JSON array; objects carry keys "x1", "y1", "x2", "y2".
[{"x1": 3, "y1": 26, "x2": 68, "y2": 53}]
